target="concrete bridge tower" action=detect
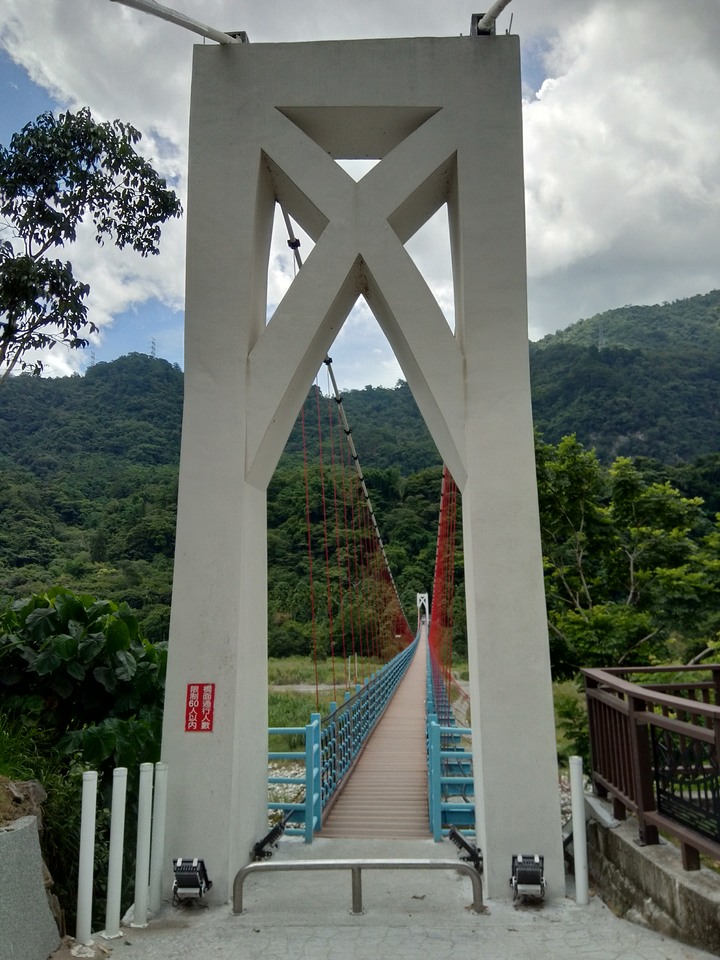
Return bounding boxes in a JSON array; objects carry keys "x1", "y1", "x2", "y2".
[{"x1": 161, "y1": 27, "x2": 564, "y2": 902}]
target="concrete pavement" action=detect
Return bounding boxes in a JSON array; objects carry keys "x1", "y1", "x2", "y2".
[{"x1": 53, "y1": 837, "x2": 717, "y2": 960}]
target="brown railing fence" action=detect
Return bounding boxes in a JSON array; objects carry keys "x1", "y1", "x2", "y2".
[{"x1": 582, "y1": 664, "x2": 720, "y2": 871}]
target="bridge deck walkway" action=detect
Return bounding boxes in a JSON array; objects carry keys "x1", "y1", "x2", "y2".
[{"x1": 319, "y1": 633, "x2": 430, "y2": 838}]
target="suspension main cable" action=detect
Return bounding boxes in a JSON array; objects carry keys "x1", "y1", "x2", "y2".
[
  {"x1": 280, "y1": 207, "x2": 410, "y2": 634},
  {"x1": 324, "y1": 356, "x2": 405, "y2": 622}
]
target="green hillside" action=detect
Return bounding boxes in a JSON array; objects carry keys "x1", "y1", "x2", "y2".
[
  {"x1": 530, "y1": 290, "x2": 720, "y2": 462},
  {"x1": 2, "y1": 289, "x2": 720, "y2": 664},
  {"x1": 0, "y1": 355, "x2": 443, "y2": 648},
  {"x1": 533, "y1": 290, "x2": 720, "y2": 352}
]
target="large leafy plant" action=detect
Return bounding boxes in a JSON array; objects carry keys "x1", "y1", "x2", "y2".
[{"x1": 0, "y1": 587, "x2": 166, "y2": 771}]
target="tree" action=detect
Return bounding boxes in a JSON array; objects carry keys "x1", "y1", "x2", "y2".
[
  {"x1": 0, "y1": 108, "x2": 182, "y2": 379},
  {"x1": 535, "y1": 434, "x2": 715, "y2": 673},
  {"x1": 0, "y1": 586, "x2": 167, "y2": 930},
  {"x1": 0, "y1": 586, "x2": 166, "y2": 770}
]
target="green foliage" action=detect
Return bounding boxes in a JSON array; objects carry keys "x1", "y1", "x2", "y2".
[
  {"x1": 553, "y1": 681, "x2": 590, "y2": 768},
  {"x1": 0, "y1": 586, "x2": 166, "y2": 932},
  {"x1": 0, "y1": 712, "x2": 50, "y2": 779},
  {"x1": 0, "y1": 587, "x2": 166, "y2": 773},
  {"x1": 536, "y1": 434, "x2": 719, "y2": 674},
  {"x1": 531, "y1": 290, "x2": 720, "y2": 462},
  {"x1": 268, "y1": 691, "x2": 330, "y2": 726},
  {"x1": 666, "y1": 453, "x2": 720, "y2": 518},
  {"x1": 0, "y1": 353, "x2": 182, "y2": 639},
  {"x1": 0, "y1": 108, "x2": 181, "y2": 379},
  {"x1": 268, "y1": 656, "x2": 383, "y2": 686},
  {"x1": 534, "y1": 291, "x2": 720, "y2": 354},
  {"x1": 0, "y1": 719, "x2": 94, "y2": 933},
  {"x1": 268, "y1": 691, "x2": 332, "y2": 750}
]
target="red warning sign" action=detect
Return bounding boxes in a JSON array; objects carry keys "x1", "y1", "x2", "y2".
[{"x1": 185, "y1": 683, "x2": 215, "y2": 732}]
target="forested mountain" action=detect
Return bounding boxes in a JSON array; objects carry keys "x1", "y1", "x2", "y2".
[
  {"x1": 530, "y1": 290, "x2": 720, "y2": 462},
  {"x1": 0, "y1": 354, "x2": 445, "y2": 647},
  {"x1": 283, "y1": 380, "x2": 441, "y2": 474},
  {"x1": 2, "y1": 289, "x2": 720, "y2": 660},
  {"x1": 0, "y1": 355, "x2": 182, "y2": 635},
  {"x1": 534, "y1": 290, "x2": 720, "y2": 353}
]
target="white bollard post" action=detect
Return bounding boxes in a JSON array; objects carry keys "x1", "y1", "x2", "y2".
[
  {"x1": 102, "y1": 767, "x2": 128, "y2": 939},
  {"x1": 76, "y1": 770, "x2": 98, "y2": 945},
  {"x1": 569, "y1": 755, "x2": 589, "y2": 905},
  {"x1": 149, "y1": 762, "x2": 169, "y2": 914},
  {"x1": 132, "y1": 762, "x2": 154, "y2": 927}
]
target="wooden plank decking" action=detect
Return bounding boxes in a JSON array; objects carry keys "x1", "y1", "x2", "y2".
[{"x1": 319, "y1": 634, "x2": 430, "y2": 839}]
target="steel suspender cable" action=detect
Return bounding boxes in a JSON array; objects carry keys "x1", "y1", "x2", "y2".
[
  {"x1": 279, "y1": 204, "x2": 414, "y2": 636},
  {"x1": 280, "y1": 208, "x2": 411, "y2": 637},
  {"x1": 430, "y1": 466, "x2": 454, "y2": 705},
  {"x1": 428, "y1": 465, "x2": 467, "y2": 723},
  {"x1": 314, "y1": 382, "x2": 338, "y2": 700},
  {"x1": 445, "y1": 477, "x2": 458, "y2": 690},
  {"x1": 300, "y1": 403, "x2": 320, "y2": 708},
  {"x1": 350, "y1": 474, "x2": 364, "y2": 662},
  {"x1": 340, "y1": 428, "x2": 358, "y2": 678},
  {"x1": 327, "y1": 383, "x2": 350, "y2": 685}
]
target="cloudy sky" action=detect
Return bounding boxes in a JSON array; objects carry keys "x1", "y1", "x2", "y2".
[{"x1": 1, "y1": 0, "x2": 719, "y2": 388}]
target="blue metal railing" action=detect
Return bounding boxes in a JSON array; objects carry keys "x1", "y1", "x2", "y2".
[
  {"x1": 268, "y1": 714, "x2": 322, "y2": 841},
  {"x1": 426, "y1": 655, "x2": 475, "y2": 840},
  {"x1": 268, "y1": 635, "x2": 419, "y2": 841}
]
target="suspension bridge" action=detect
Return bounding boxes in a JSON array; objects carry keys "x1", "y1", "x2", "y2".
[
  {"x1": 65, "y1": 402, "x2": 720, "y2": 951},
  {"x1": 70, "y1": 429, "x2": 720, "y2": 956},
  {"x1": 35, "y1": 17, "x2": 717, "y2": 960},
  {"x1": 162, "y1": 25, "x2": 564, "y2": 904},
  {"x1": 261, "y1": 384, "x2": 473, "y2": 850}
]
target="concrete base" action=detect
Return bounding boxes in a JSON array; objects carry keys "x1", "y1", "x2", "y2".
[
  {"x1": 587, "y1": 809, "x2": 720, "y2": 956},
  {"x1": 167, "y1": 30, "x2": 564, "y2": 903},
  {"x1": 59, "y1": 837, "x2": 716, "y2": 960},
  {"x1": 0, "y1": 816, "x2": 60, "y2": 960}
]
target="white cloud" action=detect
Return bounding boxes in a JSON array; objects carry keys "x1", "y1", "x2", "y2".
[
  {"x1": 1, "y1": 0, "x2": 719, "y2": 379},
  {"x1": 523, "y1": 0, "x2": 720, "y2": 336}
]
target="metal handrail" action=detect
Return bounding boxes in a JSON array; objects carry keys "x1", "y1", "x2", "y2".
[
  {"x1": 583, "y1": 666, "x2": 720, "y2": 720},
  {"x1": 426, "y1": 653, "x2": 475, "y2": 839},
  {"x1": 233, "y1": 857, "x2": 484, "y2": 914},
  {"x1": 268, "y1": 635, "x2": 419, "y2": 840},
  {"x1": 427, "y1": 717, "x2": 474, "y2": 840},
  {"x1": 268, "y1": 715, "x2": 321, "y2": 842},
  {"x1": 582, "y1": 664, "x2": 720, "y2": 870}
]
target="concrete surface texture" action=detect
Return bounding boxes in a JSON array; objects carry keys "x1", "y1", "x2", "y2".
[
  {"x1": 53, "y1": 838, "x2": 717, "y2": 960},
  {"x1": 588, "y1": 815, "x2": 720, "y2": 954},
  {"x1": 0, "y1": 816, "x2": 60, "y2": 960},
  {"x1": 164, "y1": 30, "x2": 562, "y2": 904}
]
